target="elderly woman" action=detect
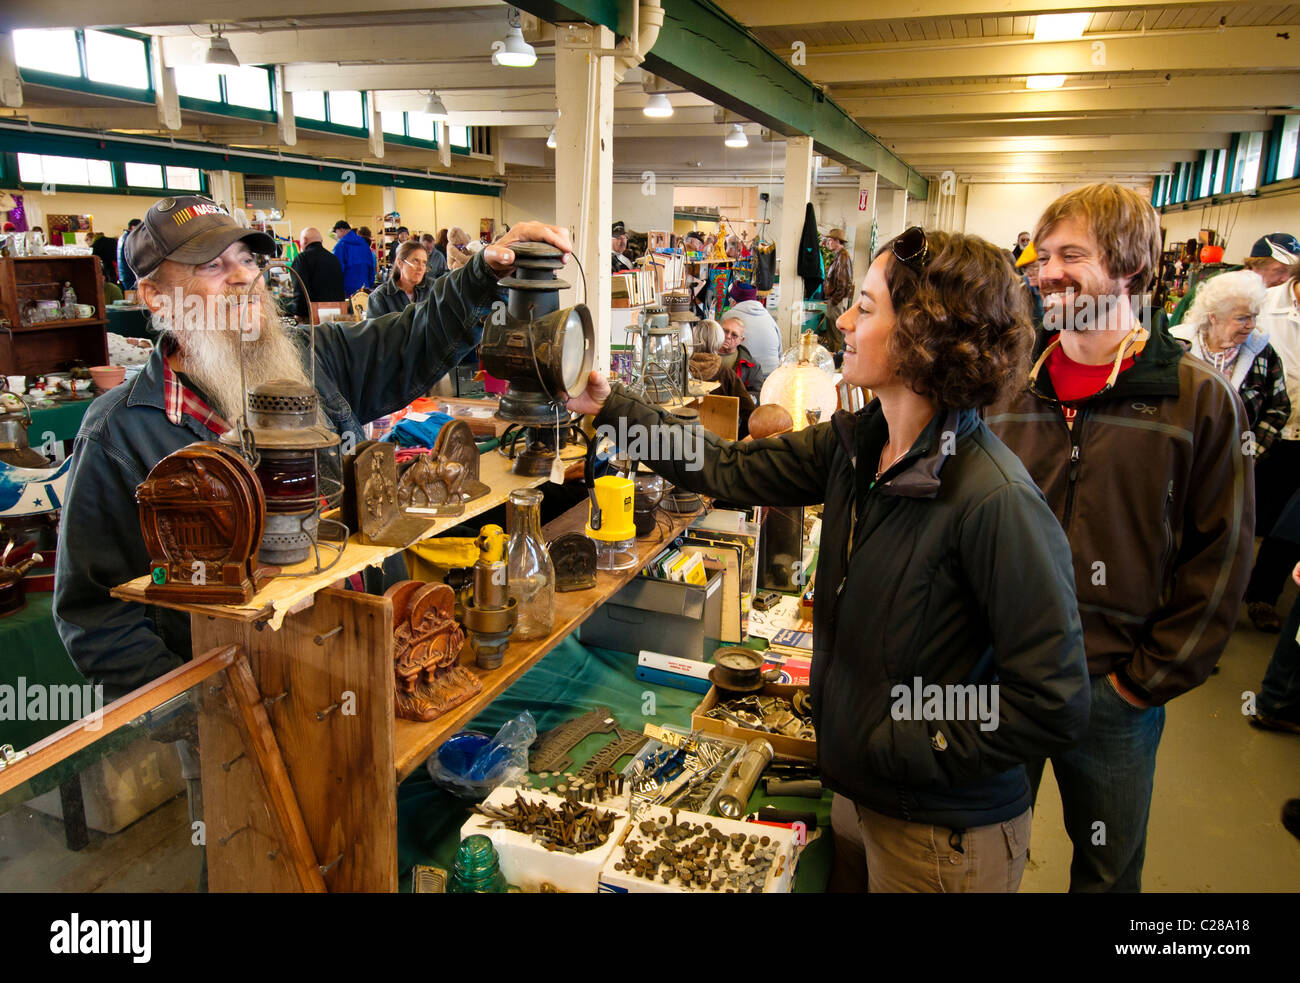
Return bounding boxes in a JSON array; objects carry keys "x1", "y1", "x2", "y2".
[
  {"x1": 446, "y1": 227, "x2": 472, "y2": 271},
  {"x1": 689, "y1": 318, "x2": 756, "y2": 437},
  {"x1": 366, "y1": 241, "x2": 436, "y2": 316},
  {"x1": 567, "y1": 228, "x2": 1089, "y2": 892},
  {"x1": 1173, "y1": 269, "x2": 1288, "y2": 458}
]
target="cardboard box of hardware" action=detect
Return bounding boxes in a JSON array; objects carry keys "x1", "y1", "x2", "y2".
[
  {"x1": 597, "y1": 803, "x2": 798, "y2": 893},
  {"x1": 691, "y1": 683, "x2": 817, "y2": 761},
  {"x1": 459, "y1": 786, "x2": 630, "y2": 893}
]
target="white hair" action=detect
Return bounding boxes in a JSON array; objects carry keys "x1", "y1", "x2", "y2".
[{"x1": 1184, "y1": 270, "x2": 1267, "y2": 335}]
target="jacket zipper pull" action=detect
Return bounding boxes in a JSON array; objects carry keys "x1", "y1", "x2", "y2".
[
  {"x1": 1069, "y1": 443, "x2": 1080, "y2": 478},
  {"x1": 948, "y1": 829, "x2": 966, "y2": 855}
]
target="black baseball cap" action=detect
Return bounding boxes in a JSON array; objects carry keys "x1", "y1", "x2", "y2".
[
  {"x1": 333, "y1": 220, "x2": 351, "y2": 232},
  {"x1": 124, "y1": 195, "x2": 276, "y2": 280},
  {"x1": 612, "y1": 221, "x2": 626, "y2": 236},
  {"x1": 1250, "y1": 233, "x2": 1300, "y2": 264}
]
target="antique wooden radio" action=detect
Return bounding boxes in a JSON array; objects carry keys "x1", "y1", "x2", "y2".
[{"x1": 136, "y1": 442, "x2": 265, "y2": 604}]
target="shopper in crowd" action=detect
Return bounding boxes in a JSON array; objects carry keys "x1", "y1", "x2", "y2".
[
  {"x1": 1172, "y1": 269, "x2": 1288, "y2": 458},
  {"x1": 720, "y1": 299, "x2": 782, "y2": 379},
  {"x1": 1244, "y1": 257, "x2": 1300, "y2": 631},
  {"x1": 715, "y1": 310, "x2": 765, "y2": 400},
  {"x1": 611, "y1": 221, "x2": 633, "y2": 273},
  {"x1": 289, "y1": 226, "x2": 346, "y2": 322},
  {"x1": 434, "y1": 228, "x2": 449, "y2": 259},
  {"x1": 367, "y1": 240, "x2": 439, "y2": 316},
  {"x1": 1012, "y1": 230, "x2": 1031, "y2": 261},
  {"x1": 823, "y1": 228, "x2": 854, "y2": 322},
  {"x1": 1251, "y1": 542, "x2": 1300, "y2": 734},
  {"x1": 52, "y1": 193, "x2": 571, "y2": 698},
  {"x1": 1243, "y1": 233, "x2": 1300, "y2": 289},
  {"x1": 446, "y1": 226, "x2": 472, "y2": 271},
  {"x1": 331, "y1": 220, "x2": 376, "y2": 296},
  {"x1": 689, "y1": 318, "x2": 755, "y2": 437},
  {"x1": 91, "y1": 230, "x2": 119, "y2": 284},
  {"x1": 118, "y1": 217, "x2": 142, "y2": 290},
  {"x1": 569, "y1": 227, "x2": 1089, "y2": 893},
  {"x1": 386, "y1": 226, "x2": 410, "y2": 265},
  {"x1": 985, "y1": 183, "x2": 1254, "y2": 893}
]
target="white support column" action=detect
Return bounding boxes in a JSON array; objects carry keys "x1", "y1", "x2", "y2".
[
  {"x1": 851, "y1": 170, "x2": 878, "y2": 287},
  {"x1": 554, "y1": 21, "x2": 615, "y2": 373},
  {"x1": 876, "y1": 188, "x2": 909, "y2": 246},
  {"x1": 275, "y1": 67, "x2": 297, "y2": 146},
  {"x1": 205, "y1": 170, "x2": 235, "y2": 212},
  {"x1": 776, "y1": 135, "x2": 814, "y2": 348},
  {"x1": 493, "y1": 130, "x2": 506, "y2": 177},
  {"x1": 436, "y1": 121, "x2": 451, "y2": 169},
  {"x1": 0, "y1": 33, "x2": 20, "y2": 109},
  {"x1": 367, "y1": 92, "x2": 384, "y2": 158},
  {"x1": 382, "y1": 186, "x2": 397, "y2": 217},
  {"x1": 150, "y1": 39, "x2": 179, "y2": 129}
]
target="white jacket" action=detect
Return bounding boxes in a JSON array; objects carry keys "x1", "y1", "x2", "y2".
[{"x1": 1257, "y1": 279, "x2": 1300, "y2": 439}]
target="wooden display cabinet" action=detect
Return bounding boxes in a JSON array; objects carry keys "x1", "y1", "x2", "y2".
[{"x1": 0, "y1": 255, "x2": 109, "y2": 376}]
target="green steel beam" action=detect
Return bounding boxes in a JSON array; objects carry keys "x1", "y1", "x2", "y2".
[
  {"x1": 0, "y1": 123, "x2": 502, "y2": 197},
  {"x1": 515, "y1": 0, "x2": 928, "y2": 198}
]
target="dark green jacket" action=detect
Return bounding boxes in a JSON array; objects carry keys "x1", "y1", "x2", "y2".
[{"x1": 596, "y1": 384, "x2": 1089, "y2": 828}]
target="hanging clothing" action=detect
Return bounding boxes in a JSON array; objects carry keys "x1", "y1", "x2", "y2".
[
  {"x1": 754, "y1": 240, "x2": 776, "y2": 291},
  {"x1": 797, "y1": 203, "x2": 823, "y2": 299}
]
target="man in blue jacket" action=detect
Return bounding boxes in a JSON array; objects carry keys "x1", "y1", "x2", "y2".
[
  {"x1": 331, "y1": 219, "x2": 376, "y2": 295},
  {"x1": 52, "y1": 194, "x2": 570, "y2": 699}
]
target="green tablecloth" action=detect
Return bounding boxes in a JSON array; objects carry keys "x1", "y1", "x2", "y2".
[
  {"x1": 0, "y1": 592, "x2": 87, "y2": 751},
  {"x1": 106, "y1": 306, "x2": 151, "y2": 340},
  {"x1": 28, "y1": 398, "x2": 94, "y2": 445},
  {"x1": 396, "y1": 634, "x2": 833, "y2": 892}
]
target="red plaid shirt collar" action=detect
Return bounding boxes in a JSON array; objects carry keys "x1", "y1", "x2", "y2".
[{"x1": 159, "y1": 336, "x2": 231, "y2": 435}]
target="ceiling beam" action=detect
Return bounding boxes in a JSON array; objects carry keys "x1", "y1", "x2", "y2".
[
  {"x1": 801, "y1": 26, "x2": 1300, "y2": 84},
  {"x1": 837, "y1": 75, "x2": 1300, "y2": 118},
  {"x1": 864, "y1": 113, "x2": 1275, "y2": 139},
  {"x1": 903, "y1": 149, "x2": 1197, "y2": 166},
  {"x1": 282, "y1": 62, "x2": 553, "y2": 93},
  {"x1": 0, "y1": 1, "x2": 505, "y2": 30},
  {"x1": 714, "y1": 1, "x2": 1228, "y2": 31},
  {"x1": 886, "y1": 133, "x2": 1229, "y2": 154}
]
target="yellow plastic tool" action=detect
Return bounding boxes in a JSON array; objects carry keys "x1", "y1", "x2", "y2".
[
  {"x1": 476, "y1": 524, "x2": 508, "y2": 562},
  {"x1": 584, "y1": 475, "x2": 635, "y2": 542}
]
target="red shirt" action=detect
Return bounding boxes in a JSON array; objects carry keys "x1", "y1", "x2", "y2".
[{"x1": 1044, "y1": 344, "x2": 1134, "y2": 427}]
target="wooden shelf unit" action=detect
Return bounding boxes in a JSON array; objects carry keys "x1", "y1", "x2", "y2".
[{"x1": 0, "y1": 255, "x2": 108, "y2": 376}]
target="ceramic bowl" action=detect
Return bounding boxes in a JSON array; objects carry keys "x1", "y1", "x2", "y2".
[{"x1": 89, "y1": 365, "x2": 126, "y2": 390}]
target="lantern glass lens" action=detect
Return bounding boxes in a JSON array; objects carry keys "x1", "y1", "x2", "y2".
[{"x1": 561, "y1": 315, "x2": 587, "y2": 390}]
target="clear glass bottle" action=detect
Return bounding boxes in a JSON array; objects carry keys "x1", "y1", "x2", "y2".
[
  {"x1": 506, "y1": 487, "x2": 555, "y2": 639},
  {"x1": 61, "y1": 281, "x2": 77, "y2": 319}
]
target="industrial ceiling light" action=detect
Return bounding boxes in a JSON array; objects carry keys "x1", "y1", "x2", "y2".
[
  {"x1": 724, "y1": 123, "x2": 748, "y2": 148},
  {"x1": 643, "y1": 92, "x2": 673, "y2": 118},
  {"x1": 205, "y1": 26, "x2": 240, "y2": 74},
  {"x1": 1033, "y1": 13, "x2": 1091, "y2": 42},
  {"x1": 1026, "y1": 74, "x2": 1067, "y2": 89},
  {"x1": 423, "y1": 91, "x2": 448, "y2": 120},
  {"x1": 492, "y1": 8, "x2": 537, "y2": 68},
  {"x1": 546, "y1": 126, "x2": 556, "y2": 149}
]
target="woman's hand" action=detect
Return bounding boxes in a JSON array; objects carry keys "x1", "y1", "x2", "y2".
[
  {"x1": 483, "y1": 222, "x2": 574, "y2": 276},
  {"x1": 566, "y1": 370, "x2": 611, "y2": 417}
]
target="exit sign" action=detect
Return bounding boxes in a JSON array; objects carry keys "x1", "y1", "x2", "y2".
[{"x1": 858, "y1": 189, "x2": 870, "y2": 211}]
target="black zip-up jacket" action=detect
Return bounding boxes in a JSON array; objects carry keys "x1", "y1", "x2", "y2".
[
  {"x1": 595, "y1": 385, "x2": 1090, "y2": 828},
  {"x1": 289, "y1": 241, "x2": 346, "y2": 321},
  {"x1": 986, "y1": 313, "x2": 1254, "y2": 706}
]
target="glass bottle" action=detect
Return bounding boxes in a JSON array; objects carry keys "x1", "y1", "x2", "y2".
[
  {"x1": 506, "y1": 487, "x2": 554, "y2": 639},
  {"x1": 61, "y1": 281, "x2": 77, "y2": 319},
  {"x1": 448, "y1": 835, "x2": 508, "y2": 893}
]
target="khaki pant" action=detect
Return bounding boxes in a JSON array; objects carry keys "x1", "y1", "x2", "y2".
[{"x1": 833, "y1": 794, "x2": 1032, "y2": 893}]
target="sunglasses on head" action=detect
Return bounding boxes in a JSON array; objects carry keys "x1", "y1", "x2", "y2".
[{"x1": 891, "y1": 226, "x2": 930, "y2": 275}]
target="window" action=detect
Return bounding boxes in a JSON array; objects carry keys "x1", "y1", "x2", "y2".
[
  {"x1": 1277, "y1": 116, "x2": 1300, "y2": 183},
  {"x1": 1198, "y1": 154, "x2": 1212, "y2": 199},
  {"x1": 1232, "y1": 131, "x2": 1264, "y2": 192},
  {"x1": 1212, "y1": 148, "x2": 1228, "y2": 194},
  {"x1": 17, "y1": 153, "x2": 115, "y2": 188},
  {"x1": 447, "y1": 124, "x2": 469, "y2": 149},
  {"x1": 12, "y1": 29, "x2": 81, "y2": 78},
  {"x1": 174, "y1": 65, "x2": 222, "y2": 102},
  {"x1": 84, "y1": 30, "x2": 149, "y2": 90},
  {"x1": 406, "y1": 112, "x2": 436, "y2": 142},
  {"x1": 327, "y1": 90, "x2": 364, "y2": 129},
  {"x1": 223, "y1": 66, "x2": 273, "y2": 111},
  {"x1": 293, "y1": 90, "x2": 327, "y2": 121},
  {"x1": 165, "y1": 166, "x2": 203, "y2": 190},
  {"x1": 124, "y1": 162, "x2": 164, "y2": 188},
  {"x1": 381, "y1": 111, "x2": 406, "y2": 136}
]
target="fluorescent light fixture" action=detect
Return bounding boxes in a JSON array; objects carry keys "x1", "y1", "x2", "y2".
[
  {"x1": 546, "y1": 126, "x2": 556, "y2": 149},
  {"x1": 724, "y1": 123, "x2": 748, "y2": 148},
  {"x1": 205, "y1": 31, "x2": 240, "y2": 74},
  {"x1": 1033, "y1": 13, "x2": 1091, "y2": 42},
  {"x1": 492, "y1": 25, "x2": 537, "y2": 67},
  {"x1": 1026, "y1": 75, "x2": 1067, "y2": 89},
  {"x1": 424, "y1": 92, "x2": 448, "y2": 120},
  {"x1": 643, "y1": 92, "x2": 673, "y2": 118}
]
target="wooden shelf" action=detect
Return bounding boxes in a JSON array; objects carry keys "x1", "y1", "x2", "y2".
[
  {"x1": 393, "y1": 501, "x2": 689, "y2": 780},
  {"x1": 9, "y1": 317, "x2": 108, "y2": 332}
]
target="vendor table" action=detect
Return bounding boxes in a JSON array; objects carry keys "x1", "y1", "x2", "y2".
[
  {"x1": 0, "y1": 593, "x2": 85, "y2": 751},
  {"x1": 110, "y1": 448, "x2": 693, "y2": 892},
  {"x1": 28, "y1": 397, "x2": 94, "y2": 445},
  {"x1": 106, "y1": 305, "x2": 151, "y2": 340}
]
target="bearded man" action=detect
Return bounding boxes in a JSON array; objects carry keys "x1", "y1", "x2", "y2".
[{"x1": 53, "y1": 194, "x2": 570, "y2": 699}]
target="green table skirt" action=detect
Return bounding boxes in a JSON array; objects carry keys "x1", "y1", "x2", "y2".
[{"x1": 396, "y1": 634, "x2": 833, "y2": 892}]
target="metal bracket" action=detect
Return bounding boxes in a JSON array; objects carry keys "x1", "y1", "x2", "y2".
[{"x1": 529, "y1": 706, "x2": 621, "y2": 774}]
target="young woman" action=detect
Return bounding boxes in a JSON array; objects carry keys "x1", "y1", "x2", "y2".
[{"x1": 567, "y1": 228, "x2": 1090, "y2": 892}]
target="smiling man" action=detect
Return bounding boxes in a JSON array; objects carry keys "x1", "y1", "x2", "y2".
[
  {"x1": 53, "y1": 194, "x2": 571, "y2": 699},
  {"x1": 985, "y1": 184, "x2": 1255, "y2": 893}
]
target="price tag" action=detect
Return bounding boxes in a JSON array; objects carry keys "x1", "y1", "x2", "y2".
[{"x1": 548, "y1": 455, "x2": 567, "y2": 485}]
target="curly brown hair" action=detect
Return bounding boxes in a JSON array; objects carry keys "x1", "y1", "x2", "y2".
[{"x1": 878, "y1": 230, "x2": 1035, "y2": 409}]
